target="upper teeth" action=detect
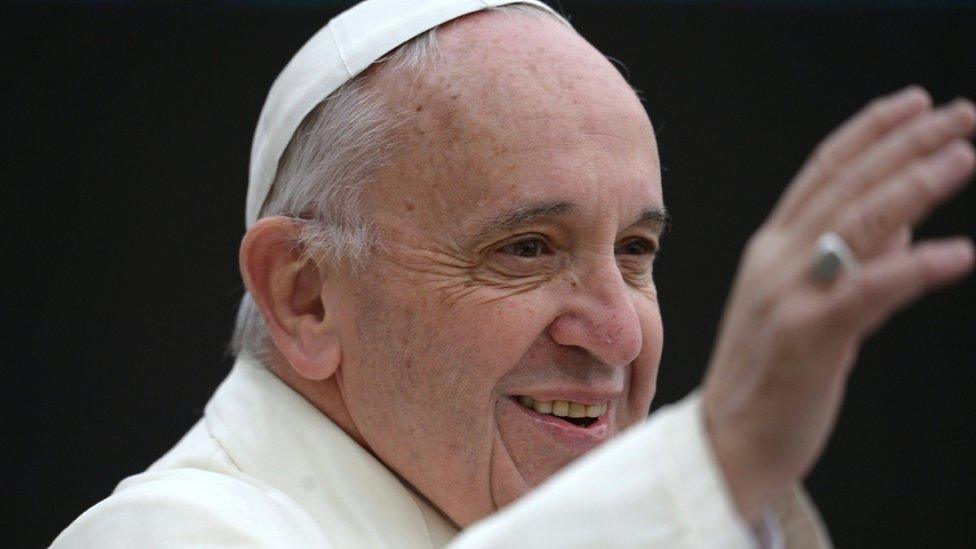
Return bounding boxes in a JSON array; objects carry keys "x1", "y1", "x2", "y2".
[{"x1": 518, "y1": 396, "x2": 607, "y2": 419}]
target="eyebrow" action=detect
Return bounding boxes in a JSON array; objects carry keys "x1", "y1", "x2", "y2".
[
  {"x1": 635, "y1": 206, "x2": 671, "y2": 233},
  {"x1": 467, "y1": 200, "x2": 577, "y2": 241},
  {"x1": 466, "y1": 200, "x2": 670, "y2": 242}
]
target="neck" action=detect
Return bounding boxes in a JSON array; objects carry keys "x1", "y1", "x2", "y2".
[
  {"x1": 263, "y1": 355, "x2": 463, "y2": 531},
  {"x1": 266, "y1": 358, "x2": 368, "y2": 449}
]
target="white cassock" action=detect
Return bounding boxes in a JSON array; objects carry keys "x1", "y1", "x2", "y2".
[{"x1": 52, "y1": 356, "x2": 831, "y2": 547}]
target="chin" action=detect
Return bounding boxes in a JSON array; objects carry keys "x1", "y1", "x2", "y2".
[{"x1": 485, "y1": 398, "x2": 615, "y2": 519}]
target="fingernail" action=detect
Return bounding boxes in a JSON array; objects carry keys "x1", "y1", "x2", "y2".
[
  {"x1": 950, "y1": 96, "x2": 974, "y2": 108},
  {"x1": 925, "y1": 238, "x2": 975, "y2": 278},
  {"x1": 948, "y1": 99, "x2": 976, "y2": 130},
  {"x1": 940, "y1": 141, "x2": 976, "y2": 180},
  {"x1": 947, "y1": 115, "x2": 976, "y2": 135},
  {"x1": 895, "y1": 86, "x2": 930, "y2": 109},
  {"x1": 943, "y1": 238, "x2": 975, "y2": 266}
]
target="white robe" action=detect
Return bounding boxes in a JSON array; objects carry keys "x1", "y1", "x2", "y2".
[{"x1": 52, "y1": 356, "x2": 831, "y2": 547}]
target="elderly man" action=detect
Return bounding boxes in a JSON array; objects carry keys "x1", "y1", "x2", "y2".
[{"x1": 54, "y1": 0, "x2": 974, "y2": 547}]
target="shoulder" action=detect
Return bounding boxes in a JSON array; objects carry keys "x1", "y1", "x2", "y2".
[{"x1": 51, "y1": 468, "x2": 329, "y2": 548}]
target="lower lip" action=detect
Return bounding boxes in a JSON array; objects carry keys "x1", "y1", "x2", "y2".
[{"x1": 504, "y1": 397, "x2": 612, "y2": 451}]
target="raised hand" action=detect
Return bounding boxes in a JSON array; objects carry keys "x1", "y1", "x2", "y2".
[{"x1": 700, "y1": 86, "x2": 976, "y2": 523}]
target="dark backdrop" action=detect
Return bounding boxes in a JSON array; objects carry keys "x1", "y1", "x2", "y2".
[{"x1": 4, "y1": 1, "x2": 974, "y2": 546}]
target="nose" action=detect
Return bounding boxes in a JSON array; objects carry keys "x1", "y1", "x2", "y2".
[{"x1": 547, "y1": 259, "x2": 643, "y2": 367}]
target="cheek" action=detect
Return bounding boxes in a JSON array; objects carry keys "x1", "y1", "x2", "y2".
[
  {"x1": 339, "y1": 280, "x2": 551, "y2": 444},
  {"x1": 622, "y1": 301, "x2": 663, "y2": 425},
  {"x1": 333, "y1": 279, "x2": 559, "y2": 521},
  {"x1": 423, "y1": 279, "x2": 563, "y2": 374},
  {"x1": 423, "y1": 296, "x2": 558, "y2": 405}
]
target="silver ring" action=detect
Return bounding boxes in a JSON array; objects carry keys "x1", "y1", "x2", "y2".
[{"x1": 811, "y1": 232, "x2": 861, "y2": 284}]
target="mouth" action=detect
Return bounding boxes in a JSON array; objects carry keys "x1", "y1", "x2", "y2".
[{"x1": 513, "y1": 395, "x2": 608, "y2": 429}]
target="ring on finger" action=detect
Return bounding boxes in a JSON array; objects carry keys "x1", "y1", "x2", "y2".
[{"x1": 811, "y1": 232, "x2": 861, "y2": 284}]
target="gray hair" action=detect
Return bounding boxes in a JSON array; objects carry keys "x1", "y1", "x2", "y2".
[{"x1": 231, "y1": 4, "x2": 571, "y2": 363}]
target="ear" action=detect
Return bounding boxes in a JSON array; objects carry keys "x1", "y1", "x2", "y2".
[{"x1": 239, "y1": 216, "x2": 341, "y2": 381}]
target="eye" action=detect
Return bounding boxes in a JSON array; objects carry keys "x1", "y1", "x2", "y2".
[
  {"x1": 615, "y1": 237, "x2": 657, "y2": 256},
  {"x1": 499, "y1": 237, "x2": 550, "y2": 258}
]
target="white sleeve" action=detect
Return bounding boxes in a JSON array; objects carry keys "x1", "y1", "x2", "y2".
[
  {"x1": 756, "y1": 508, "x2": 785, "y2": 549},
  {"x1": 450, "y1": 392, "x2": 828, "y2": 548}
]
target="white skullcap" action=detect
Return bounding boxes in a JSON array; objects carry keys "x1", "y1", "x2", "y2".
[{"x1": 246, "y1": 0, "x2": 557, "y2": 228}]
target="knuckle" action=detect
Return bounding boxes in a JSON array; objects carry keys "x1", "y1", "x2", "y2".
[
  {"x1": 849, "y1": 277, "x2": 883, "y2": 312},
  {"x1": 865, "y1": 96, "x2": 886, "y2": 113},
  {"x1": 860, "y1": 209, "x2": 891, "y2": 241},
  {"x1": 742, "y1": 250, "x2": 776, "y2": 284},
  {"x1": 740, "y1": 230, "x2": 789, "y2": 288},
  {"x1": 906, "y1": 162, "x2": 939, "y2": 202},
  {"x1": 906, "y1": 127, "x2": 930, "y2": 151},
  {"x1": 809, "y1": 142, "x2": 840, "y2": 174},
  {"x1": 835, "y1": 207, "x2": 858, "y2": 235},
  {"x1": 743, "y1": 229, "x2": 773, "y2": 260},
  {"x1": 864, "y1": 99, "x2": 894, "y2": 133},
  {"x1": 909, "y1": 118, "x2": 948, "y2": 151},
  {"x1": 754, "y1": 285, "x2": 782, "y2": 318}
]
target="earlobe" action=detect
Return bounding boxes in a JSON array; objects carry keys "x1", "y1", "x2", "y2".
[
  {"x1": 239, "y1": 216, "x2": 343, "y2": 381},
  {"x1": 292, "y1": 328, "x2": 341, "y2": 380}
]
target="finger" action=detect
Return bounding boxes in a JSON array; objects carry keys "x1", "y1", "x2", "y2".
[
  {"x1": 798, "y1": 98, "x2": 976, "y2": 237},
  {"x1": 835, "y1": 139, "x2": 975, "y2": 259},
  {"x1": 826, "y1": 238, "x2": 975, "y2": 337},
  {"x1": 877, "y1": 224, "x2": 912, "y2": 257},
  {"x1": 771, "y1": 86, "x2": 931, "y2": 225}
]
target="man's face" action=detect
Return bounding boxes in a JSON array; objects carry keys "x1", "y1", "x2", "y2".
[{"x1": 328, "y1": 12, "x2": 663, "y2": 526}]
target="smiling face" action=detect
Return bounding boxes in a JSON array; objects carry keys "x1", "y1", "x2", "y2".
[{"x1": 326, "y1": 11, "x2": 664, "y2": 526}]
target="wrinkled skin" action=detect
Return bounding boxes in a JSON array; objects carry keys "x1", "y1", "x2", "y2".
[{"x1": 322, "y1": 13, "x2": 664, "y2": 526}]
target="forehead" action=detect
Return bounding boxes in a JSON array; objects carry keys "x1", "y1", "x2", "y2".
[{"x1": 363, "y1": 10, "x2": 661, "y2": 233}]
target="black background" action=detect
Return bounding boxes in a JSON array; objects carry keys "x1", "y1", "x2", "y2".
[{"x1": 4, "y1": 1, "x2": 974, "y2": 546}]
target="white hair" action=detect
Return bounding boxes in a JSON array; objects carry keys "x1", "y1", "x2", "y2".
[{"x1": 231, "y1": 4, "x2": 571, "y2": 362}]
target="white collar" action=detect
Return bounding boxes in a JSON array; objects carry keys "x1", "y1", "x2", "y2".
[{"x1": 205, "y1": 356, "x2": 458, "y2": 546}]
